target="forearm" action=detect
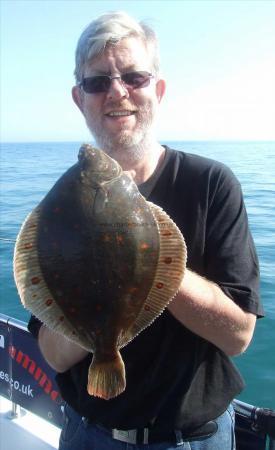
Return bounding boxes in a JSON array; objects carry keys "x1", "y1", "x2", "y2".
[
  {"x1": 168, "y1": 269, "x2": 256, "y2": 356},
  {"x1": 38, "y1": 325, "x2": 89, "y2": 373}
]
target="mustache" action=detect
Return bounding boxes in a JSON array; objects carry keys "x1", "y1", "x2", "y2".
[{"x1": 104, "y1": 100, "x2": 137, "y2": 110}]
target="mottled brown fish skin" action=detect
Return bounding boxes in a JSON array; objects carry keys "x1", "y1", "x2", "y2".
[{"x1": 37, "y1": 145, "x2": 160, "y2": 367}]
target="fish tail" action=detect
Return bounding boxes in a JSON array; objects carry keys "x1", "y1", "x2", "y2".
[{"x1": 87, "y1": 351, "x2": 126, "y2": 400}]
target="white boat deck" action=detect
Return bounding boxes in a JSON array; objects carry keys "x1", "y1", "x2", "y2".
[{"x1": 0, "y1": 395, "x2": 61, "y2": 450}]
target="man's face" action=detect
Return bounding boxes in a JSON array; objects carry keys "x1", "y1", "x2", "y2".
[{"x1": 72, "y1": 37, "x2": 165, "y2": 164}]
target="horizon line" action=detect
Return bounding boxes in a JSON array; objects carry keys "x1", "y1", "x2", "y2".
[{"x1": 1, "y1": 139, "x2": 275, "y2": 145}]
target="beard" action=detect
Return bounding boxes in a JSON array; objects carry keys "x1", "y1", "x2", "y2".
[{"x1": 85, "y1": 99, "x2": 157, "y2": 167}]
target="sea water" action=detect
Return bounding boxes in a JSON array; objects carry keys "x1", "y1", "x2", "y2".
[{"x1": 0, "y1": 141, "x2": 274, "y2": 409}]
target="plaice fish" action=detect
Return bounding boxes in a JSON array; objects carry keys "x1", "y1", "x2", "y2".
[{"x1": 14, "y1": 144, "x2": 187, "y2": 400}]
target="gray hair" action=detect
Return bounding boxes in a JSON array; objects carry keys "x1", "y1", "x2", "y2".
[{"x1": 74, "y1": 11, "x2": 160, "y2": 83}]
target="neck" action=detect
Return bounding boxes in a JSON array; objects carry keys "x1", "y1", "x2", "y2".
[
  {"x1": 123, "y1": 142, "x2": 165, "y2": 184},
  {"x1": 99, "y1": 134, "x2": 165, "y2": 184}
]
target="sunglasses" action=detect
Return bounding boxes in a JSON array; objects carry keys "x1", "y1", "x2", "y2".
[{"x1": 79, "y1": 71, "x2": 154, "y2": 94}]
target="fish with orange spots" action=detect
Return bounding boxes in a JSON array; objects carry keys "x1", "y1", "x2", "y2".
[{"x1": 13, "y1": 144, "x2": 187, "y2": 400}]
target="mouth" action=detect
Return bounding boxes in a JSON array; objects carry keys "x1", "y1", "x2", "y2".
[{"x1": 105, "y1": 110, "x2": 136, "y2": 117}]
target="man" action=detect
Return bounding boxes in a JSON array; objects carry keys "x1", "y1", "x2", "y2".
[{"x1": 28, "y1": 11, "x2": 263, "y2": 450}]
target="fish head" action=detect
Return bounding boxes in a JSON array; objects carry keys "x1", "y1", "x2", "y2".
[{"x1": 78, "y1": 144, "x2": 122, "y2": 185}]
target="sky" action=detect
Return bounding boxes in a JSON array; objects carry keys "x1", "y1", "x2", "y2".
[{"x1": 1, "y1": 0, "x2": 275, "y2": 142}]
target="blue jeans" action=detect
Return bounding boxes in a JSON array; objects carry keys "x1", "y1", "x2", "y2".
[{"x1": 59, "y1": 403, "x2": 236, "y2": 450}]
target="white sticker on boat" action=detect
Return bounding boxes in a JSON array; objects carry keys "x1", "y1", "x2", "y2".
[{"x1": 0, "y1": 335, "x2": 5, "y2": 349}]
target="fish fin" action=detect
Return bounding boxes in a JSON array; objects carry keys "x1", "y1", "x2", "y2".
[
  {"x1": 87, "y1": 350, "x2": 126, "y2": 400},
  {"x1": 13, "y1": 207, "x2": 91, "y2": 350},
  {"x1": 93, "y1": 187, "x2": 108, "y2": 214},
  {"x1": 121, "y1": 202, "x2": 187, "y2": 345}
]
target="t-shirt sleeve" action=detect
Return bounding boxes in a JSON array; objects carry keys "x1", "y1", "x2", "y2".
[
  {"x1": 205, "y1": 164, "x2": 263, "y2": 317},
  {"x1": 27, "y1": 314, "x2": 43, "y2": 339}
]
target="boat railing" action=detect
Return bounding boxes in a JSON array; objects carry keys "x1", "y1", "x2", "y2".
[
  {"x1": 233, "y1": 399, "x2": 275, "y2": 450},
  {"x1": 1, "y1": 312, "x2": 275, "y2": 449}
]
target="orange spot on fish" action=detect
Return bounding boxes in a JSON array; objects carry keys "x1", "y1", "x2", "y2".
[
  {"x1": 164, "y1": 257, "x2": 173, "y2": 264},
  {"x1": 59, "y1": 316, "x2": 64, "y2": 322},
  {"x1": 156, "y1": 282, "x2": 164, "y2": 289},
  {"x1": 128, "y1": 286, "x2": 138, "y2": 294},
  {"x1": 46, "y1": 299, "x2": 53, "y2": 306},
  {"x1": 24, "y1": 243, "x2": 33, "y2": 249},
  {"x1": 103, "y1": 233, "x2": 111, "y2": 242},
  {"x1": 116, "y1": 234, "x2": 124, "y2": 244},
  {"x1": 144, "y1": 305, "x2": 151, "y2": 311},
  {"x1": 128, "y1": 222, "x2": 138, "y2": 228},
  {"x1": 31, "y1": 277, "x2": 40, "y2": 285},
  {"x1": 162, "y1": 229, "x2": 172, "y2": 236},
  {"x1": 140, "y1": 242, "x2": 150, "y2": 250}
]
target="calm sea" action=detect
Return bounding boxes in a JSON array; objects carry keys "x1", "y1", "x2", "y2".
[{"x1": 0, "y1": 141, "x2": 274, "y2": 409}]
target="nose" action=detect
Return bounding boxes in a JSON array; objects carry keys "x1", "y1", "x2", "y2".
[{"x1": 106, "y1": 78, "x2": 129, "y2": 101}]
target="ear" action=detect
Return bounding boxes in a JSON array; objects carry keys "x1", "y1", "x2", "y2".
[
  {"x1": 155, "y1": 78, "x2": 166, "y2": 103},
  {"x1": 72, "y1": 86, "x2": 84, "y2": 113}
]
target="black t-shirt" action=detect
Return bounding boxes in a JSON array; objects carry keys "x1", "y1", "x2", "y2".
[{"x1": 28, "y1": 147, "x2": 263, "y2": 432}]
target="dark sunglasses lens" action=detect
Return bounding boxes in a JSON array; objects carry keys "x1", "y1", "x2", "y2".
[
  {"x1": 82, "y1": 76, "x2": 110, "y2": 93},
  {"x1": 81, "y1": 71, "x2": 152, "y2": 93},
  {"x1": 122, "y1": 72, "x2": 151, "y2": 89}
]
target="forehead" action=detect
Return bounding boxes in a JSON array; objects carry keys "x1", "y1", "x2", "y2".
[{"x1": 85, "y1": 37, "x2": 152, "y2": 74}]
